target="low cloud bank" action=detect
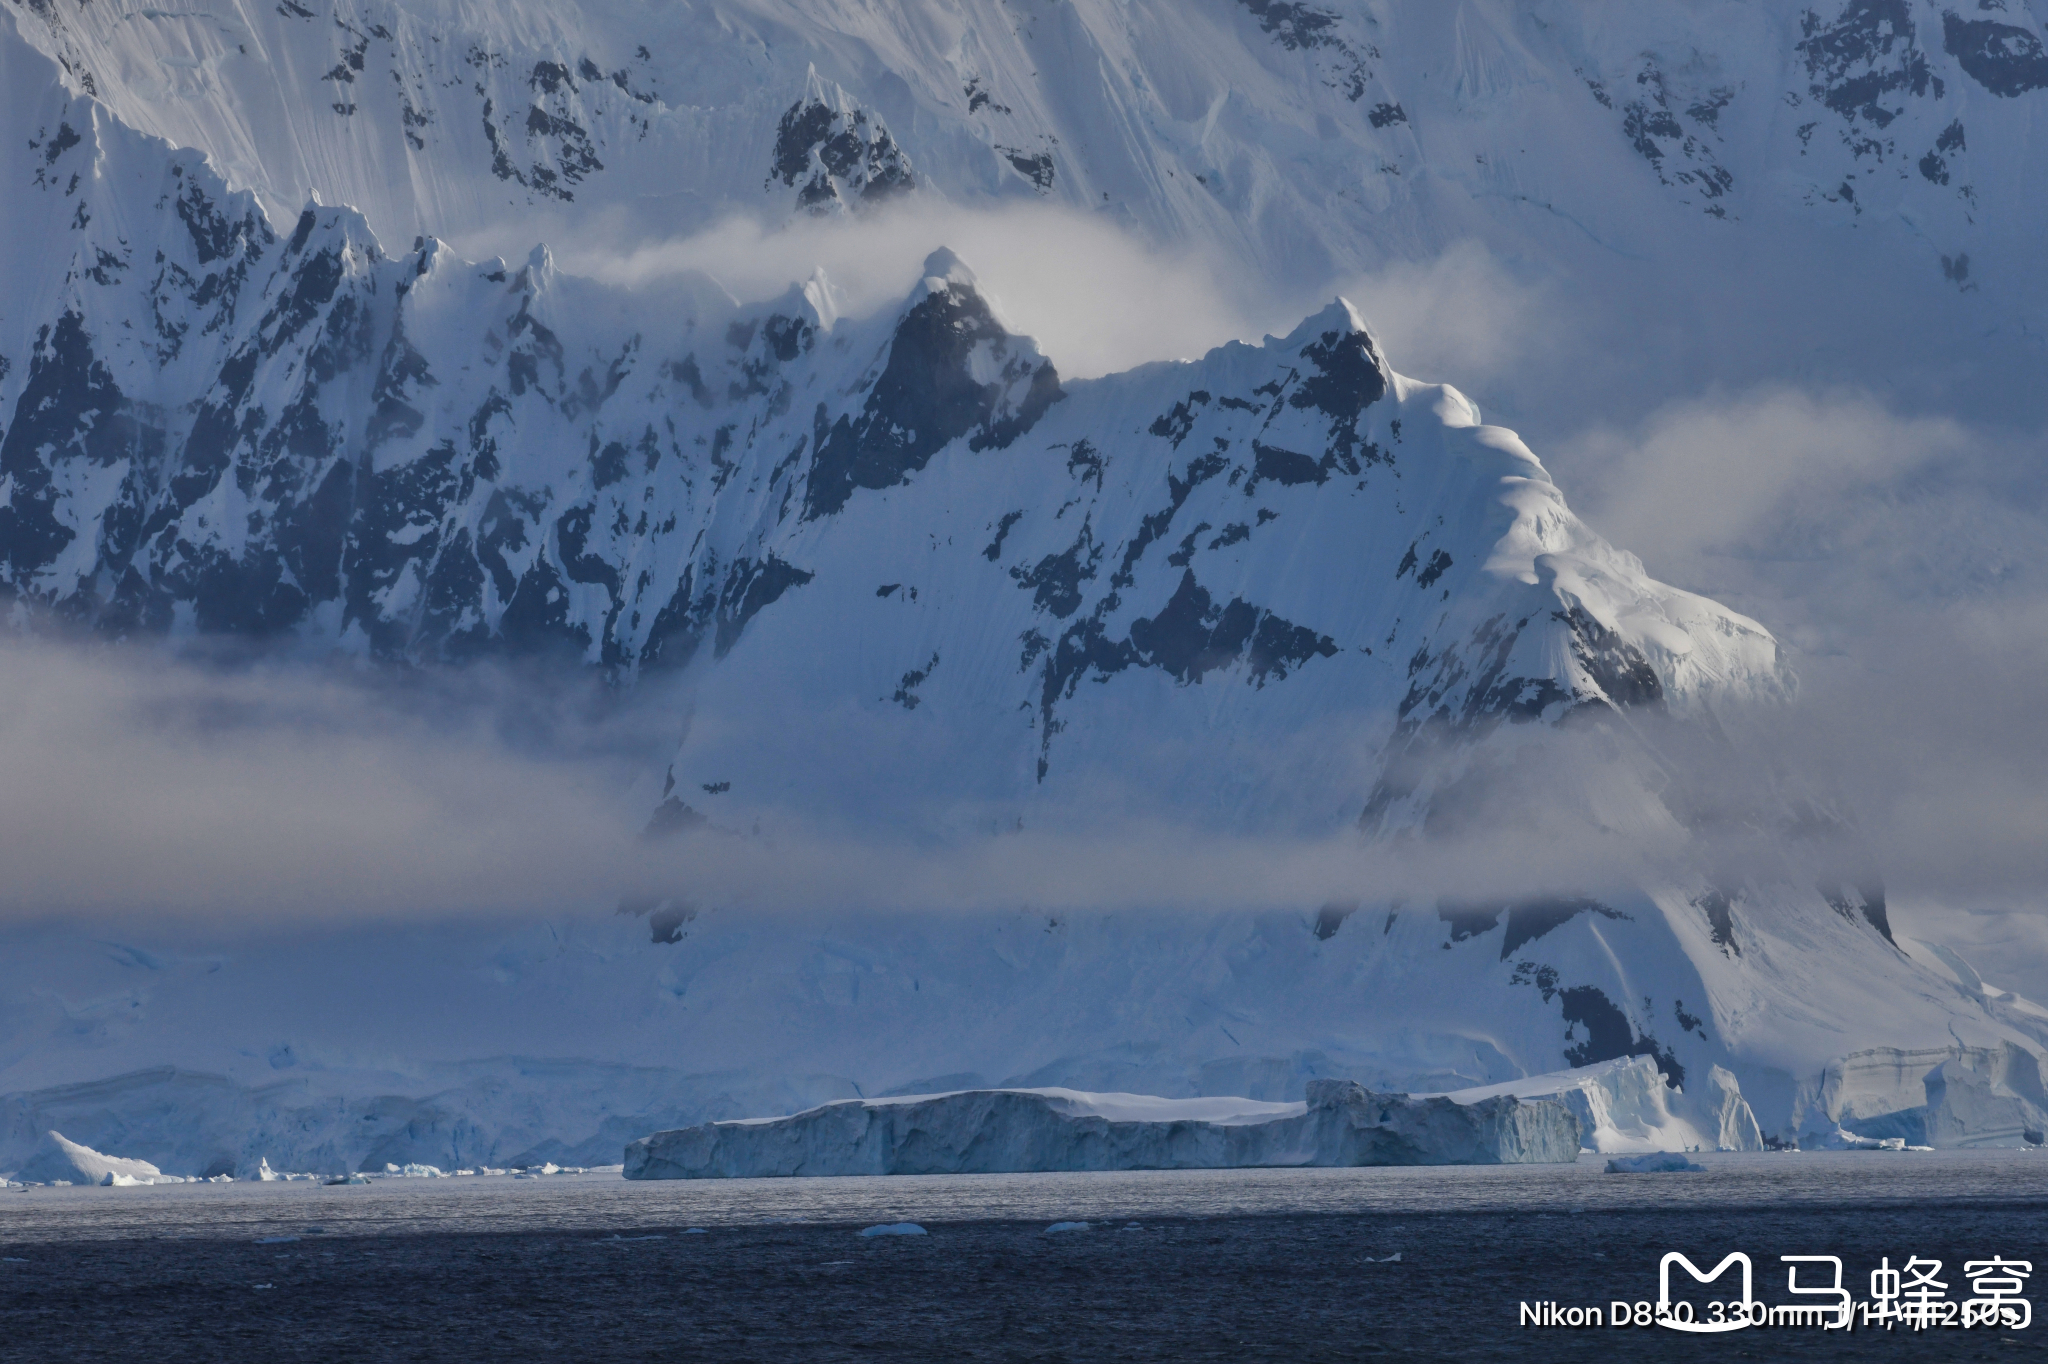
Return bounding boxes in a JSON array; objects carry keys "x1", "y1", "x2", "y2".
[
  {"x1": 1559, "y1": 386, "x2": 2048, "y2": 910},
  {"x1": 474, "y1": 198, "x2": 1544, "y2": 390},
  {"x1": 0, "y1": 636, "x2": 1744, "y2": 925}
]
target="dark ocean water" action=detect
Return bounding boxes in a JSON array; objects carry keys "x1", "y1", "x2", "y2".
[{"x1": 3, "y1": 1152, "x2": 2044, "y2": 1361}]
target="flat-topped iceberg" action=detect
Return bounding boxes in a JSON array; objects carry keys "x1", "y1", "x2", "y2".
[{"x1": 622, "y1": 1080, "x2": 1579, "y2": 1179}]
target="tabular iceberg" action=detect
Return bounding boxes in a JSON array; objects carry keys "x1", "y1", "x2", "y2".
[{"x1": 621, "y1": 1079, "x2": 1579, "y2": 1179}]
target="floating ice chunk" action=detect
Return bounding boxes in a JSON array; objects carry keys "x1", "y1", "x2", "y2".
[
  {"x1": 1604, "y1": 1153, "x2": 1706, "y2": 1173},
  {"x1": 16, "y1": 1132, "x2": 163, "y2": 1186},
  {"x1": 684, "y1": 1228, "x2": 708, "y2": 1234},
  {"x1": 252, "y1": 1283, "x2": 273, "y2": 1290},
  {"x1": 255, "y1": 1236, "x2": 300, "y2": 1245},
  {"x1": 383, "y1": 1163, "x2": 446, "y2": 1178},
  {"x1": 858, "y1": 1223, "x2": 927, "y2": 1237},
  {"x1": 1364, "y1": 1252, "x2": 1403, "y2": 1262},
  {"x1": 1044, "y1": 1221, "x2": 1090, "y2": 1234}
]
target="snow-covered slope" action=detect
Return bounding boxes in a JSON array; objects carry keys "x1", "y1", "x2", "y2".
[{"x1": 2, "y1": 1, "x2": 2046, "y2": 1175}]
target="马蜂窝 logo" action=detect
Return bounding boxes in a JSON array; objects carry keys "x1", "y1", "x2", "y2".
[{"x1": 1660, "y1": 1252, "x2": 1753, "y2": 1333}]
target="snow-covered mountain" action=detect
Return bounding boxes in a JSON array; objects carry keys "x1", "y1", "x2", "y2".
[
  {"x1": 2, "y1": 0, "x2": 2047, "y2": 1175},
  {"x1": 8, "y1": 0, "x2": 2042, "y2": 420}
]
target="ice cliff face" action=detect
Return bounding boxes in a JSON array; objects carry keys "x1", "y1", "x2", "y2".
[{"x1": 621, "y1": 1081, "x2": 1581, "y2": 1179}]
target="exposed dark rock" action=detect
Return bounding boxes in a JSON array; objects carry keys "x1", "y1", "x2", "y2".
[
  {"x1": 769, "y1": 94, "x2": 915, "y2": 212},
  {"x1": 1436, "y1": 897, "x2": 1627, "y2": 960},
  {"x1": 1798, "y1": 0, "x2": 1941, "y2": 129},
  {"x1": 805, "y1": 279, "x2": 1061, "y2": 519},
  {"x1": 714, "y1": 556, "x2": 814, "y2": 658},
  {"x1": 890, "y1": 652, "x2": 940, "y2": 710},
  {"x1": 1128, "y1": 569, "x2": 1337, "y2": 686},
  {"x1": 1313, "y1": 903, "x2": 1358, "y2": 940},
  {"x1": 1559, "y1": 985, "x2": 1685, "y2": 1088},
  {"x1": 998, "y1": 147, "x2": 1055, "y2": 190},
  {"x1": 1013, "y1": 524, "x2": 1100, "y2": 619},
  {"x1": 1237, "y1": 0, "x2": 1372, "y2": 101},
  {"x1": 1942, "y1": 12, "x2": 2048, "y2": 96},
  {"x1": 1694, "y1": 889, "x2": 1741, "y2": 954}
]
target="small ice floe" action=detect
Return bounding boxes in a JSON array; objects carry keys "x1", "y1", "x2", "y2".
[
  {"x1": 1122, "y1": 1223, "x2": 1143, "y2": 1231},
  {"x1": 858, "y1": 1223, "x2": 927, "y2": 1238},
  {"x1": 323, "y1": 1174, "x2": 369, "y2": 1186},
  {"x1": 1044, "y1": 1221, "x2": 1090, "y2": 1235},
  {"x1": 1605, "y1": 1153, "x2": 1707, "y2": 1174},
  {"x1": 382, "y1": 1163, "x2": 447, "y2": 1178},
  {"x1": 251, "y1": 1283, "x2": 273, "y2": 1290},
  {"x1": 1364, "y1": 1252, "x2": 1403, "y2": 1263},
  {"x1": 3, "y1": 1257, "x2": 28, "y2": 1262},
  {"x1": 255, "y1": 1236, "x2": 300, "y2": 1245},
  {"x1": 684, "y1": 1228, "x2": 708, "y2": 1234},
  {"x1": 602, "y1": 1234, "x2": 666, "y2": 1243}
]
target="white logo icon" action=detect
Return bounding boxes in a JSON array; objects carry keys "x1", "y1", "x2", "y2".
[{"x1": 1660, "y1": 1252, "x2": 1754, "y2": 1333}]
